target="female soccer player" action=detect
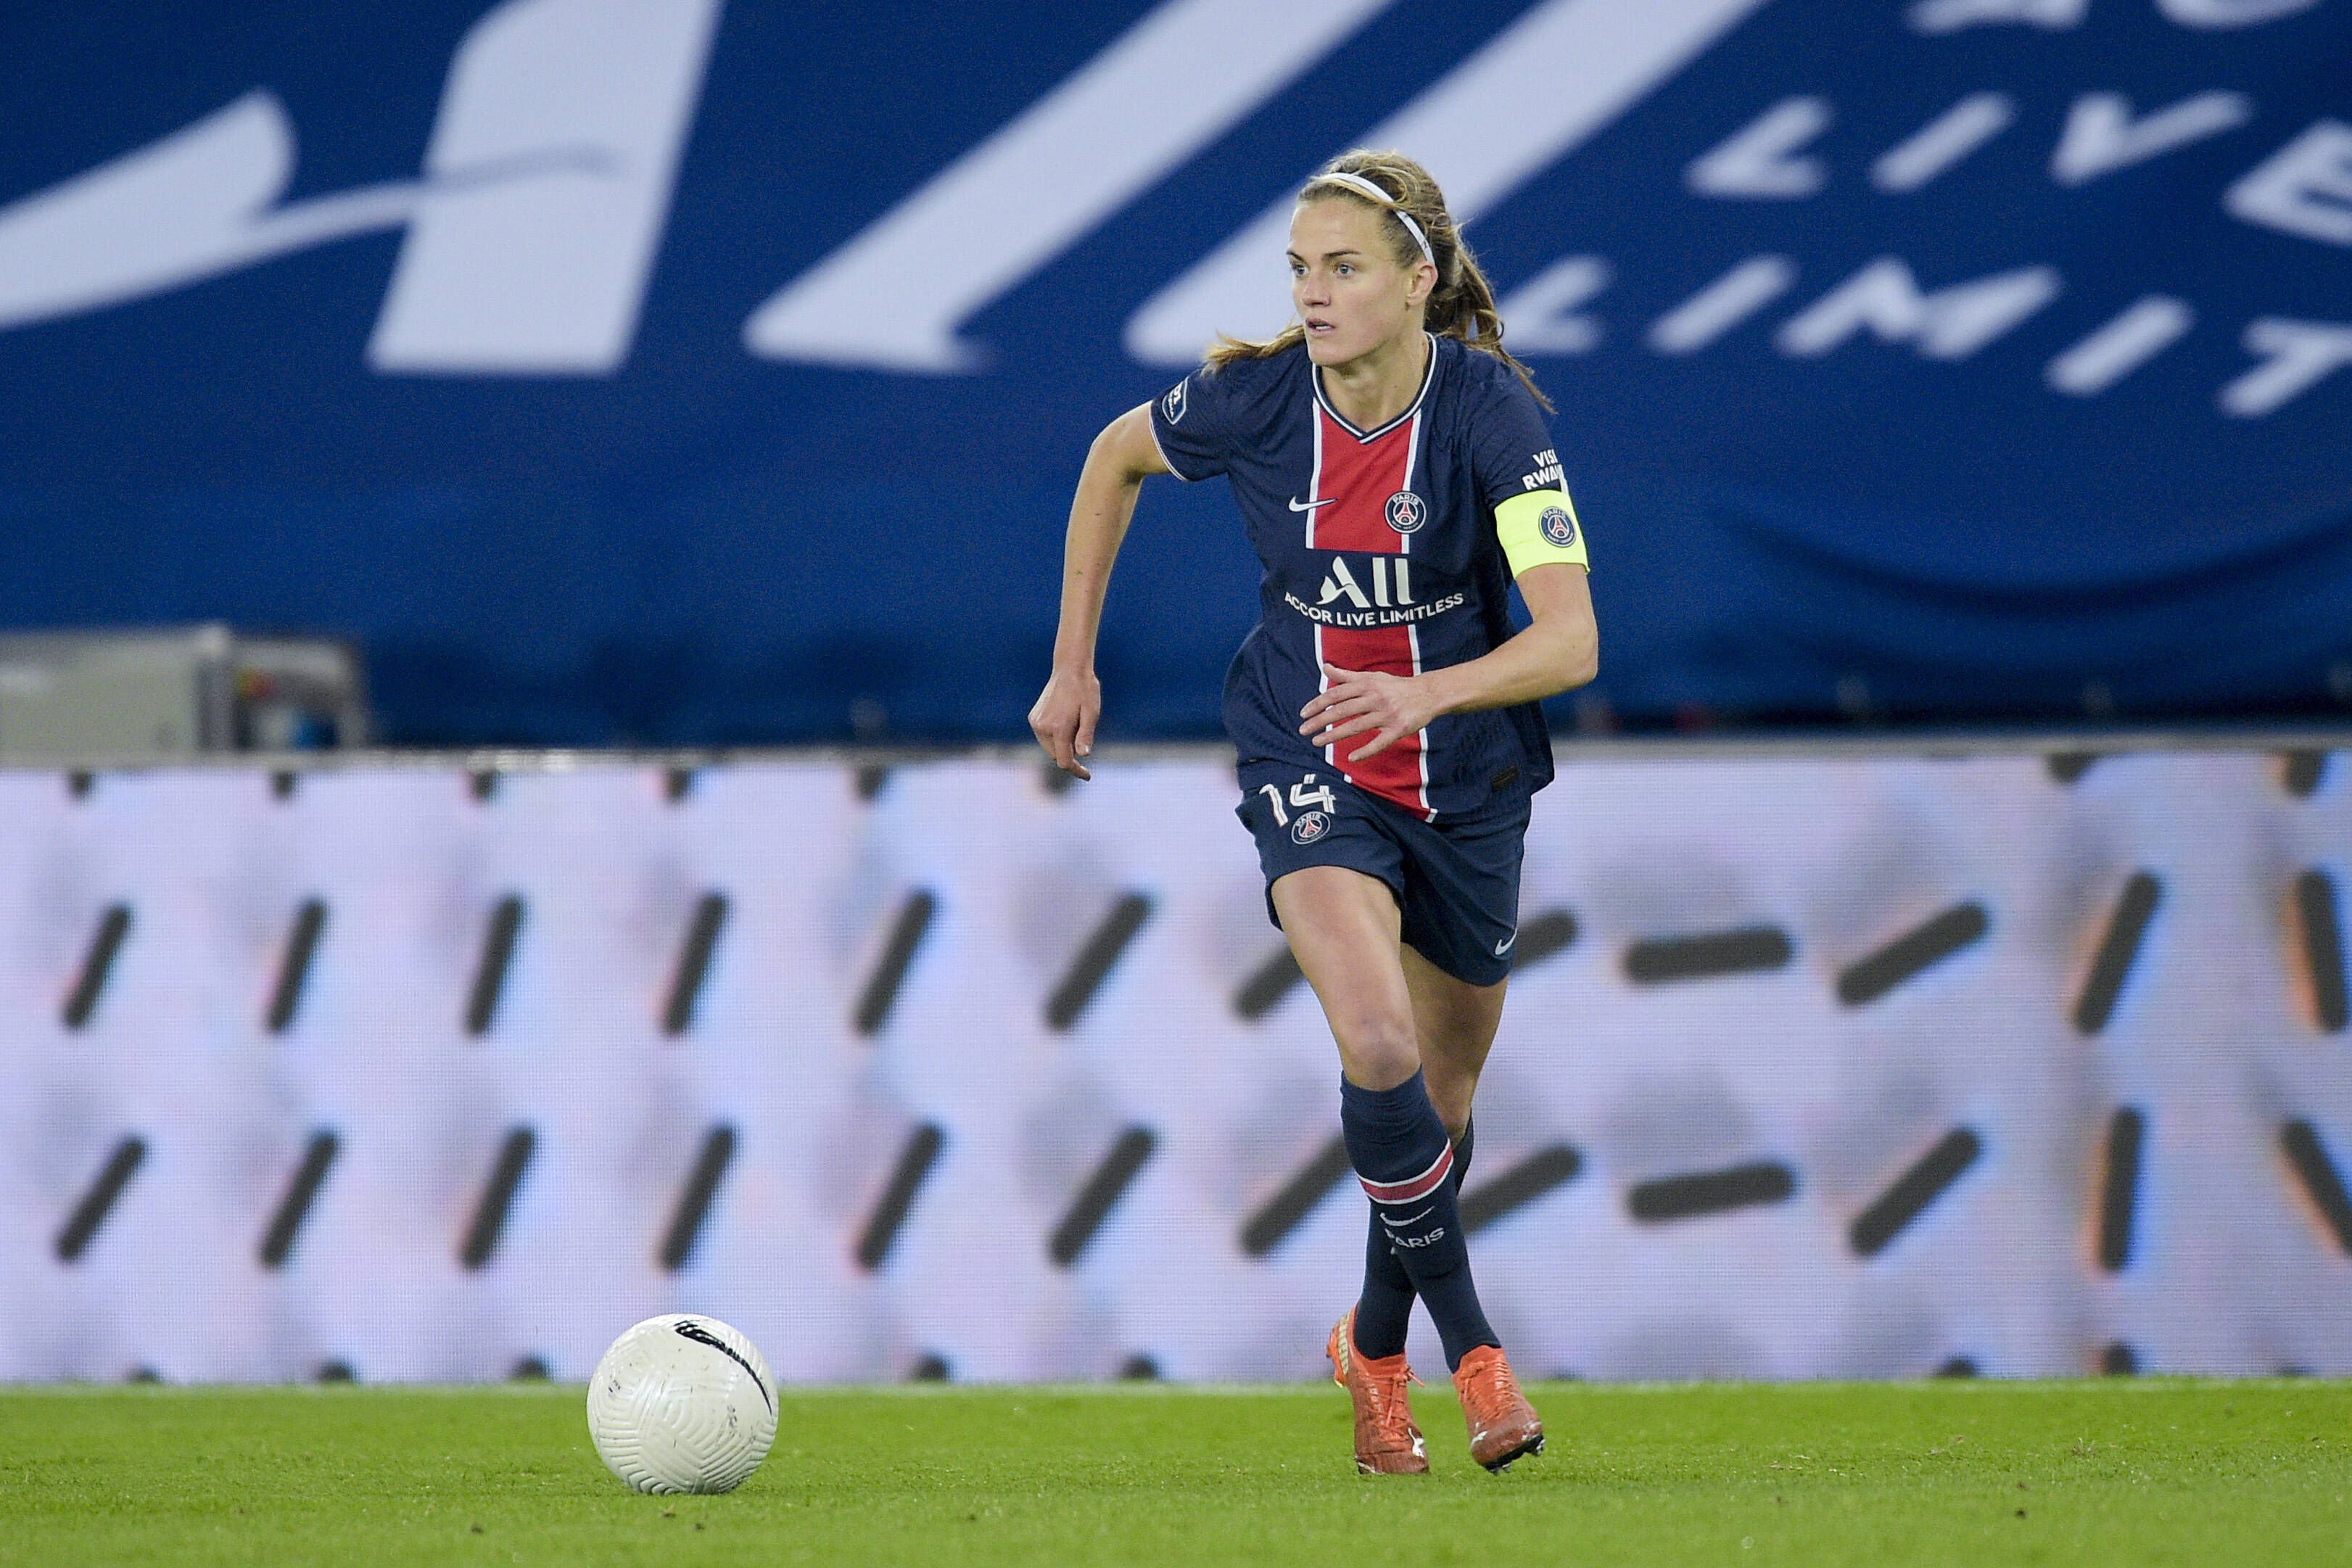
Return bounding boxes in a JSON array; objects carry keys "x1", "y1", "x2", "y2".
[{"x1": 1029, "y1": 150, "x2": 1597, "y2": 1475}]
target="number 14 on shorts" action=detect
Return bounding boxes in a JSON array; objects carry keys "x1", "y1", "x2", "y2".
[{"x1": 1258, "y1": 774, "x2": 1337, "y2": 828}]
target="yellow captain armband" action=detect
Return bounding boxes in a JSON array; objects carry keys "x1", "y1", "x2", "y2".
[{"x1": 1494, "y1": 488, "x2": 1590, "y2": 579}]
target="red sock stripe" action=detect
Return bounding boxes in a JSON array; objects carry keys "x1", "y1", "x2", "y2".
[{"x1": 1358, "y1": 1142, "x2": 1453, "y2": 1206}]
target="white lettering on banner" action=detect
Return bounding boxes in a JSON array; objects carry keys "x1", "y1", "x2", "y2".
[
  {"x1": 0, "y1": 92, "x2": 407, "y2": 332},
  {"x1": 1912, "y1": 0, "x2": 2325, "y2": 28},
  {"x1": 1870, "y1": 94, "x2": 2018, "y2": 192},
  {"x1": 2046, "y1": 295, "x2": 2195, "y2": 395},
  {"x1": 740, "y1": 0, "x2": 1396, "y2": 372},
  {"x1": 2219, "y1": 318, "x2": 2352, "y2": 416},
  {"x1": 1908, "y1": 0, "x2": 2087, "y2": 30},
  {"x1": 1123, "y1": 0, "x2": 1778, "y2": 366},
  {"x1": 368, "y1": 0, "x2": 721, "y2": 373},
  {"x1": 1647, "y1": 255, "x2": 1798, "y2": 353},
  {"x1": 1685, "y1": 97, "x2": 1833, "y2": 199},
  {"x1": 2156, "y1": 0, "x2": 2324, "y2": 25},
  {"x1": 2050, "y1": 91, "x2": 2255, "y2": 186},
  {"x1": 2224, "y1": 121, "x2": 2352, "y2": 247},
  {"x1": 1776, "y1": 257, "x2": 2063, "y2": 360},
  {"x1": 1692, "y1": 88, "x2": 2254, "y2": 201},
  {"x1": 0, "y1": 0, "x2": 720, "y2": 374},
  {"x1": 1641, "y1": 256, "x2": 2335, "y2": 413},
  {"x1": 1496, "y1": 257, "x2": 1611, "y2": 354},
  {"x1": 0, "y1": 1, "x2": 2335, "y2": 424}
]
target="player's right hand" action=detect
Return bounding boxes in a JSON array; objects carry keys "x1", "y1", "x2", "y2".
[{"x1": 1028, "y1": 667, "x2": 1101, "y2": 781}]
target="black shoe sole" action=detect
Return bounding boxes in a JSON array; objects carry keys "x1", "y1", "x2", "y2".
[{"x1": 1480, "y1": 1432, "x2": 1545, "y2": 1473}]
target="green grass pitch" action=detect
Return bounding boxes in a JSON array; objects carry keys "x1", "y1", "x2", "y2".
[{"x1": 2, "y1": 1379, "x2": 2344, "y2": 1566}]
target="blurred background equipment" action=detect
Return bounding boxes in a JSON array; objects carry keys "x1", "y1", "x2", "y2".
[{"x1": 0, "y1": 627, "x2": 368, "y2": 760}]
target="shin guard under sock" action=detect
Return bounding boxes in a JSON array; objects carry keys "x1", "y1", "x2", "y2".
[
  {"x1": 1353, "y1": 1116, "x2": 1474, "y2": 1361},
  {"x1": 1340, "y1": 1075, "x2": 1497, "y2": 1371}
]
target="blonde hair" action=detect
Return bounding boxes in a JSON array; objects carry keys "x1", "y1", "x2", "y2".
[{"x1": 1204, "y1": 149, "x2": 1551, "y2": 413}]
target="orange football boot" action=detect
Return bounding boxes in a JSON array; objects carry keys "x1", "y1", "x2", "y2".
[
  {"x1": 1326, "y1": 1311, "x2": 1429, "y2": 1475},
  {"x1": 1452, "y1": 1344, "x2": 1544, "y2": 1472}
]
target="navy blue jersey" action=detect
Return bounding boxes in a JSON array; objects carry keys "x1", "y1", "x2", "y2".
[{"x1": 1151, "y1": 334, "x2": 1575, "y2": 820}]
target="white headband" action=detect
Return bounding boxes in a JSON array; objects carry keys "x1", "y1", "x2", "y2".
[{"x1": 1308, "y1": 171, "x2": 1436, "y2": 268}]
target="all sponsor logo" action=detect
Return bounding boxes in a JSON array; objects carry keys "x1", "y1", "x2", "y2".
[
  {"x1": 1385, "y1": 491, "x2": 1427, "y2": 534},
  {"x1": 1319, "y1": 556, "x2": 1409, "y2": 610},
  {"x1": 1160, "y1": 378, "x2": 1187, "y2": 424},
  {"x1": 1290, "y1": 556, "x2": 1466, "y2": 628},
  {"x1": 1290, "y1": 809, "x2": 1330, "y2": 846},
  {"x1": 1540, "y1": 506, "x2": 1577, "y2": 548}
]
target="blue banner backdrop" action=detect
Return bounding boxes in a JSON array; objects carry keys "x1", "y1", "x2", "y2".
[{"x1": 0, "y1": 0, "x2": 2348, "y2": 743}]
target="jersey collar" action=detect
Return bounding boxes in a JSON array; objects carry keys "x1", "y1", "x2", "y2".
[{"x1": 1311, "y1": 331, "x2": 1437, "y2": 443}]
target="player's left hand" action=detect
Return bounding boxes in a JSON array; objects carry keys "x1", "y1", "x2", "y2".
[{"x1": 1300, "y1": 662, "x2": 1439, "y2": 761}]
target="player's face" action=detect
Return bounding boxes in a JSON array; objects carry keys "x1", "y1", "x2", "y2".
[{"x1": 1288, "y1": 199, "x2": 1432, "y2": 369}]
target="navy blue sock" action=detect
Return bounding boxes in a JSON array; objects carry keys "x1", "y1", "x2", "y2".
[
  {"x1": 1340, "y1": 1075, "x2": 1497, "y2": 1371},
  {"x1": 1353, "y1": 1115, "x2": 1474, "y2": 1361}
]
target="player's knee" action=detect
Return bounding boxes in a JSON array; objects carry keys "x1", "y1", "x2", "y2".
[{"x1": 1332, "y1": 1010, "x2": 1419, "y2": 1089}]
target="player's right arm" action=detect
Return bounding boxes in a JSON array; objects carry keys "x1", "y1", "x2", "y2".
[{"x1": 1028, "y1": 403, "x2": 1171, "y2": 780}]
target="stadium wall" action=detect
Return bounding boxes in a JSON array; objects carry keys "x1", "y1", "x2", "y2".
[{"x1": 2, "y1": 740, "x2": 2348, "y2": 1385}]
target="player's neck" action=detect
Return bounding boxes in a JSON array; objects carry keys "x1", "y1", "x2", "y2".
[{"x1": 1317, "y1": 329, "x2": 1429, "y2": 432}]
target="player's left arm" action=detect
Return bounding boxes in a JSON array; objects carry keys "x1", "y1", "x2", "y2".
[
  {"x1": 1302, "y1": 561, "x2": 1596, "y2": 760},
  {"x1": 1437, "y1": 558, "x2": 1598, "y2": 709}
]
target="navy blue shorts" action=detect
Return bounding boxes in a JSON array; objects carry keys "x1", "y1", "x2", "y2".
[{"x1": 1234, "y1": 759, "x2": 1529, "y2": 987}]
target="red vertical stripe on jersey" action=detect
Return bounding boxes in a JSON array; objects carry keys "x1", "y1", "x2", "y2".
[
  {"x1": 1307, "y1": 403, "x2": 1430, "y2": 817},
  {"x1": 1319, "y1": 620, "x2": 1428, "y2": 818},
  {"x1": 1307, "y1": 406, "x2": 1418, "y2": 554}
]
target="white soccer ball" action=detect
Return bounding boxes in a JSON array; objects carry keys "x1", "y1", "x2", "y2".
[{"x1": 586, "y1": 1313, "x2": 778, "y2": 1494}]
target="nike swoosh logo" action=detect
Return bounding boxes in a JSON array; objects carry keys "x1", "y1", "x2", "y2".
[
  {"x1": 1380, "y1": 1205, "x2": 1435, "y2": 1228},
  {"x1": 1287, "y1": 496, "x2": 1337, "y2": 511},
  {"x1": 673, "y1": 1319, "x2": 772, "y2": 1414},
  {"x1": 1494, "y1": 933, "x2": 1517, "y2": 956}
]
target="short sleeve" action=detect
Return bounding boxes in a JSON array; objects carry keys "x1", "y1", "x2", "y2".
[
  {"x1": 1469, "y1": 373, "x2": 1566, "y2": 511},
  {"x1": 1470, "y1": 371, "x2": 1589, "y2": 577},
  {"x1": 1148, "y1": 362, "x2": 1257, "y2": 482}
]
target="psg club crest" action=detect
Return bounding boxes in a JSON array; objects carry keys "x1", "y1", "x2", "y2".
[
  {"x1": 1539, "y1": 505, "x2": 1576, "y2": 548},
  {"x1": 1290, "y1": 809, "x2": 1329, "y2": 846},
  {"x1": 1160, "y1": 379, "x2": 1187, "y2": 424},
  {"x1": 1384, "y1": 491, "x2": 1426, "y2": 534}
]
